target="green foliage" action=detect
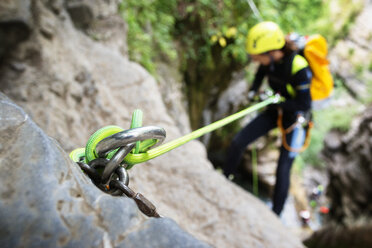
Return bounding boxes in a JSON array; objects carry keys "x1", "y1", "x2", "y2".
[
  {"x1": 348, "y1": 48, "x2": 355, "y2": 57},
  {"x1": 176, "y1": 1, "x2": 253, "y2": 67},
  {"x1": 176, "y1": 0, "x2": 327, "y2": 67},
  {"x1": 256, "y1": 0, "x2": 324, "y2": 34},
  {"x1": 119, "y1": 0, "x2": 177, "y2": 73},
  {"x1": 120, "y1": 0, "x2": 329, "y2": 75},
  {"x1": 355, "y1": 63, "x2": 364, "y2": 77}
]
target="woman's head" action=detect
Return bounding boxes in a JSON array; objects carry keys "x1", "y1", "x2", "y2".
[
  {"x1": 246, "y1": 21, "x2": 286, "y2": 65},
  {"x1": 246, "y1": 21, "x2": 285, "y2": 54}
]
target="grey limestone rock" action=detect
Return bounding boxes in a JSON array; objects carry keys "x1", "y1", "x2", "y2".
[
  {"x1": 0, "y1": 93, "x2": 210, "y2": 248},
  {"x1": 0, "y1": 1, "x2": 306, "y2": 247},
  {"x1": 0, "y1": 0, "x2": 32, "y2": 58}
]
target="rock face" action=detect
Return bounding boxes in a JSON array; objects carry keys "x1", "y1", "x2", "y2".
[
  {"x1": 304, "y1": 2, "x2": 372, "y2": 247},
  {"x1": 0, "y1": 1, "x2": 305, "y2": 247},
  {"x1": 0, "y1": 93, "x2": 210, "y2": 248},
  {"x1": 329, "y1": 0, "x2": 372, "y2": 99},
  {"x1": 304, "y1": 107, "x2": 372, "y2": 248},
  {"x1": 0, "y1": 0, "x2": 32, "y2": 59}
]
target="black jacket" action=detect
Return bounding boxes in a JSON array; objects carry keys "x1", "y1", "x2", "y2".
[{"x1": 250, "y1": 52, "x2": 312, "y2": 113}]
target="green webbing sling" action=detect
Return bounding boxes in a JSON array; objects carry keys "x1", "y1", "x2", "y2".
[{"x1": 286, "y1": 54, "x2": 309, "y2": 98}]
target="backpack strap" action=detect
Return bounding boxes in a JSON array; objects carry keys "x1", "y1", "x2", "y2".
[
  {"x1": 292, "y1": 55, "x2": 308, "y2": 75},
  {"x1": 285, "y1": 53, "x2": 309, "y2": 98}
]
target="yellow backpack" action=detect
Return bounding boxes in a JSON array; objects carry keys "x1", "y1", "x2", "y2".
[{"x1": 303, "y1": 34, "x2": 334, "y2": 101}]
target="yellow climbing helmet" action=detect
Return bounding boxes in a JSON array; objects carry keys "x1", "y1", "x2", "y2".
[{"x1": 246, "y1": 21, "x2": 285, "y2": 55}]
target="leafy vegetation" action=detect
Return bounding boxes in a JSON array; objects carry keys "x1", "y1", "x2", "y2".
[
  {"x1": 119, "y1": 0, "x2": 178, "y2": 73},
  {"x1": 119, "y1": 0, "x2": 365, "y2": 170},
  {"x1": 120, "y1": 0, "x2": 328, "y2": 75}
]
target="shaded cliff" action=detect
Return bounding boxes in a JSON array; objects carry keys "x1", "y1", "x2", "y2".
[
  {"x1": 304, "y1": 107, "x2": 372, "y2": 248},
  {"x1": 0, "y1": 93, "x2": 210, "y2": 248}
]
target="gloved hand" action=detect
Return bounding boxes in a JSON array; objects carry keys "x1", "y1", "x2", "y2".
[{"x1": 247, "y1": 90, "x2": 257, "y2": 102}]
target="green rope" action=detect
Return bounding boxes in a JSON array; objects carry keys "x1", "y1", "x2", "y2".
[
  {"x1": 70, "y1": 95, "x2": 280, "y2": 168},
  {"x1": 252, "y1": 145, "x2": 258, "y2": 196},
  {"x1": 123, "y1": 95, "x2": 280, "y2": 166}
]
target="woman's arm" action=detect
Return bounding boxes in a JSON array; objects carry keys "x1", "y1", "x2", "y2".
[{"x1": 280, "y1": 67, "x2": 312, "y2": 112}]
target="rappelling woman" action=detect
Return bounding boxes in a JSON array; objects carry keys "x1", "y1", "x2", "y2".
[{"x1": 223, "y1": 21, "x2": 312, "y2": 215}]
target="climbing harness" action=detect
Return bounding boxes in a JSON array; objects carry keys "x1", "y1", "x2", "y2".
[
  {"x1": 70, "y1": 95, "x2": 281, "y2": 217},
  {"x1": 277, "y1": 107, "x2": 313, "y2": 154}
]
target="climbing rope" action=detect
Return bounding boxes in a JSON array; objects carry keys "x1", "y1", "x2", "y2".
[
  {"x1": 70, "y1": 94, "x2": 281, "y2": 217},
  {"x1": 251, "y1": 144, "x2": 258, "y2": 196},
  {"x1": 246, "y1": 0, "x2": 263, "y2": 22}
]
